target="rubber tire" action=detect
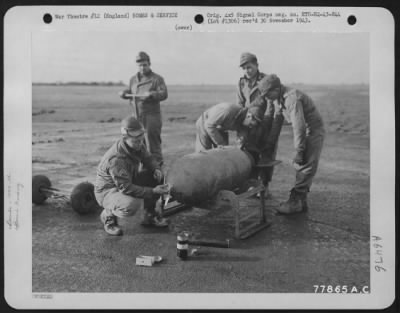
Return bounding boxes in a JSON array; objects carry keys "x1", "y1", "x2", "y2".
[
  {"x1": 70, "y1": 182, "x2": 99, "y2": 215},
  {"x1": 32, "y1": 175, "x2": 51, "y2": 204}
]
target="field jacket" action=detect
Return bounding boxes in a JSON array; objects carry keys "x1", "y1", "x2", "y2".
[
  {"x1": 281, "y1": 86, "x2": 325, "y2": 153},
  {"x1": 198, "y1": 102, "x2": 246, "y2": 146},
  {"x1": 125, "y1": 71, "x2": 168, "y2": 115},
  {"x1": 95, "y1": 138, "x2": 160, "y2": 201},
  {"x1": 237, "y1": 71, "x2": 275, "y2": 117}
]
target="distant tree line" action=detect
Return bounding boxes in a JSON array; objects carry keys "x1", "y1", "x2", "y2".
[{"x1": 33, "y1": 81, "x2": 126, "y2": 86}]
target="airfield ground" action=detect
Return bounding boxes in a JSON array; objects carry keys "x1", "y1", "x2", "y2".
[{"x1": 32, "y1": 84, "x2": 370, "y2": 293}]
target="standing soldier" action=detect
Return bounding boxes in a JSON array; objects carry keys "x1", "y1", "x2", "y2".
[
  {"x1": 195, "y1": 102, "x2": 265, "y2": 152},
  {"x1": 95, "y1": 116, "x2": 170, "y2": 236},
  {"x1": 237, "y1": 52, "x2": 284, "y2": 198},
  {"x1": 260, "y1": 74, "x2": 325, "y2": 214},
  {"x1": 120, "y1": 51, "x2": 168, "y2": 166}
]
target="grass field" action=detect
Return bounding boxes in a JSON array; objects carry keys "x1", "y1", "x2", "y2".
[
  {"x1": 32, "y1": 84, "x2": 369, "y2": 133},
  {"x1": 32, "y1": 84, "x2": 370, "y2": 293}
]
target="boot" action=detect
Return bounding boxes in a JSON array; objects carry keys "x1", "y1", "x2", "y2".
[
  {"x1": 276, "y1": 189, "x2": 306, "y2": 215},
  {"x1": 100, "y1": 209, "x2": 122, "y2": 236}
]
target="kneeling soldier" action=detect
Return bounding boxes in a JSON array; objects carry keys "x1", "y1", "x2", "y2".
[
  {"x1": 195, "y1": 102, "x2": 264, "y2": 152},
  {"x1": 260, "y1": 74, "x2": 325, "y2": 214},
  {"x1": 95, "y1": 116, "x2": 170, "y2": 235}
]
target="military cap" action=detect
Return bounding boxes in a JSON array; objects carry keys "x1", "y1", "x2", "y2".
[
  {"x1": 121, "y1": 116, "x2": 145, "y2": 137},
  {"x1": 239, "y1": 52, "x2": 258, "y2": 67},
  {"x1": 258, "y1": 74, "x2": 281, "y2": 95},
  {"x1": 136, "y1": 51, "x2": 150, "y2": 63}
]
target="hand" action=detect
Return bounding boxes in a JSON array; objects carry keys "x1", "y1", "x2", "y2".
[
  {"x1": 152, "y1": 184, "x2": 170, "y2": 195},
  {"x1": 119, "y1": 91, "x2": 132, "y2": 99},
  {"x1": 154, "y1": 197, "x2": 163, "y2": 215},
  {"x1": 236, "y1": 136, "x2": 246, "y2": 149},
  {"x1": 153, "y1": 169, "x2": 164, "y2": 183},
  {"x1": 140, "y1": 91, "x2": 152, "y2": 99},
  {"x1": 293, "y1": 151, "x2": 305, "y2": 166}
]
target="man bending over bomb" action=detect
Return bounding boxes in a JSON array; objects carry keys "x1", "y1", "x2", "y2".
[
  {"x1": 95, "y1": 116, "x2": 170, "y2": 236},
  {"x1": 237, "y1": 52, "x2": 284, "y2": 198},
  {"x1": 195, "y1": 102, "x2": 266, "y2": 152},
  {"x1": 259, "y1": 74, "x2": 325, "y2": 214}
]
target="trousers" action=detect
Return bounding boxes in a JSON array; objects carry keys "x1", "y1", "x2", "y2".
[
  {"x1": 293, "y1": 130, "x2": 325, "y2": 194},
  {"x1": 246, "y1": 114, "x2": 283, "y2": 185},
  {"x1": 138, "y1": 112, "x2": 163, "y2": 165},
  {"x1": 95, "y1": 170, "x2": 159, "y2": 218}
]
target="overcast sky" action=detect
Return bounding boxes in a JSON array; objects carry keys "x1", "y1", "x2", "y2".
[{"x1": 32, "y1": 31, "x2": 368, "y2": 85}]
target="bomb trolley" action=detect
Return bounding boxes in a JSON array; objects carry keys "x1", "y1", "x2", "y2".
[
  {"x1": 32, "y1": 175, "x2": 99, "y2": 214},
  {"x1": 162, "y1": 178, "x2": 274, "y2": 240}
]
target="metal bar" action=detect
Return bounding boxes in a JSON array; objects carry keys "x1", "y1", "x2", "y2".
[
  {"x1": 40, "y1": 187, "x2": 70, "y2": 196},
  {"x1": 255, "y1": 159, "x2": 282, "y2": 168},
  {"x1": 129, "y1": 98, "x2": 139, "y2": 118},
  {"x1": 162, "y1": 202, "x2": 191, "y2": 217},
  {"x1": 235, "y1": 209, "x2": 241, "y2": 239},
  {"x1": 239, "y1": 221, "x2": 261, "y2": 236},
  {"x1": 237, "y1": 184, "x2": 265, "y2": 200},
  {"x1": 188, "y1": 239, "x2": 230, "y2": 248},
  {"x1": 239, "y1": 222, "x2": 271, "y2": 240},
  {"x1": 239, "y1": 212, "x2": 260, "y2": 223},
  {"x1": 259, "y1": 187, "x2": 266, "y2": 223},
  {"x1": 49, "y1": 194, "x2": 70, "y2": 201}
]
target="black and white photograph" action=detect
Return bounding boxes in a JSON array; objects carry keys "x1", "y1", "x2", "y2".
[{"x1": 4, "y1": 6, "x2": 395, "y2": 310}]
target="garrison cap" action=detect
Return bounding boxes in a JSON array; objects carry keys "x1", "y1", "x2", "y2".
[
  {"x1": 136, "y1": 51, "x2": 150, "y2": 63},
  {"x1": 258, "y1": 74, "x2": 281, "y2": 95},
  {"x1": 239, "y1": 52, "x2": 258, "y2": 67}
]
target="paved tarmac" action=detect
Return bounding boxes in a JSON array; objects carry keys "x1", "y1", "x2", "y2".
[
  {"x1": 32, "y1": 127, "x2": 370, "y2": 294},
  {"x1": 32, "y1": 186, "x2": 369, "y2": 293}
]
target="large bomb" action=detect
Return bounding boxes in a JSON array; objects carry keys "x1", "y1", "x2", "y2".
[{"x1": 165, "y1": 147, "x2": 254, "y2": 205}]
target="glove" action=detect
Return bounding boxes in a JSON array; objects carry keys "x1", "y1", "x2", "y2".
[
  {"x1": 236, "y1": 132, "x2": 247, "y2": 149},
  {"x1": 152, "y1": 184, "x2": 170, "y2": 195},
  {"x1": 153, "y1": 169, "x2": 164, "y2": 183},
  {"x1": 119, "y1": 90, "x2": 130, "y2": 99},
  {"x1": 293, "y1": 151, "x2": 305, "y2": 166}
]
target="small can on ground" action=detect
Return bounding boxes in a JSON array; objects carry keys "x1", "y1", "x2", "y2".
[{"x1": 177, "y1": 232, "x2": 189, "y2": 260}]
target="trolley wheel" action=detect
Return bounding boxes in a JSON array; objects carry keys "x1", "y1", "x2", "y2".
[
  {"x1": 32, "y1": 175, "x2": 51, "y2": 204},
  {"x1": 70, "y1": 182, "x2": 99, "y2": 214}
]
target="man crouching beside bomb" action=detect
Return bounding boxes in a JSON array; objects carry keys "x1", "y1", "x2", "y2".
[
  {"x1": 195, "y1": 102, "x2": 265, "y2": 152},
  {"x1": 259, "y1": 74, "x2": 325, "y2": 214},
  {"x1": 95, "y1": 116, "x2": 170, "y2": 236}
]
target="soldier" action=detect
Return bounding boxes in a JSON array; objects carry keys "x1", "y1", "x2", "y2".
[
  {"x1": 259, "y1": 74, "x2": 325, "y2": 214},
  {"x1": 237, "y1": 52, "x2": 284, "y2": 198},
  {"x1": 120, "y1": 51, "x2": 168, "y2": 166},
  {"x1": 95, "y1": 116, "x2": 170, "y2": 236},
  {"x1": 195, "y1": 102, "x2": 265, "y2": 152}
]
